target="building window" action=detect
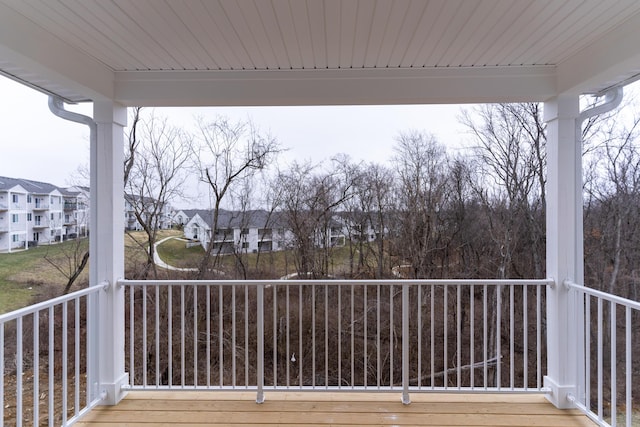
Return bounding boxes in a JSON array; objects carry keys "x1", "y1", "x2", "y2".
[
  {"x1": 11, "y1": 214, "x2": 18, "y2": 223},
  {"x1": 12, "y1": 234, "x2": 19, "y2": 242},
  {"x1": 27, "y1": 195, "x2": 32, "y2": 203},
  {"x1": 50, "y1": 213, "x2": 54, "y2": 220},
  {"x1": 27, "y1": 213, "x2": 32, "y2": 221},
  {"x1": 12, "y1": 194, "x2": 18, "y2": 203}
]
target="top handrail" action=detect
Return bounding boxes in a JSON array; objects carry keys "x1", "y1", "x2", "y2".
[
  {"x1": 118, "y1": 278, "x2": 553, "y2": 287},
  {"x1": 0, "y1": 282, "x2": 106, "y2": 323},
  {"x1": 565, "y1": 280, "x2": 640, "y2": 311}
]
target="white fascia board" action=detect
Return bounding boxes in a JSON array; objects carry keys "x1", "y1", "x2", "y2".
[
  {"x1": 0, "y1": 2, "x2": 114, "y2": 102},
  {"x1": 114, "y1": 66, "x2": 557, "y2": 107},
  {"x1": 557, "y1": 11, "x2": 640, "y2": 96}
]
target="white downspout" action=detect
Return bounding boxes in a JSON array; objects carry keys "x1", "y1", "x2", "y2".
[
  {"x1": 571, "y1": 86, "x2": 623, "y2": 407},
  {"x1": 47, "y1": 95, "x2": 103, "y2": 403}
]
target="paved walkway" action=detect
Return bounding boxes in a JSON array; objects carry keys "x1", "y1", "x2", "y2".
[{"x1": 152, "y1": 236, "x2": 199, "y2": 272}]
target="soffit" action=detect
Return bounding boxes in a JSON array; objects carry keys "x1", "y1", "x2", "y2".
[{"x1": 1, "y1": 0, "x2": 640, "y2": 105}]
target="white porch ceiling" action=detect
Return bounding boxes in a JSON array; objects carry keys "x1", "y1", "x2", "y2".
[{"x1": 1, "y1": 0, "x2": 640, "y2": 105}]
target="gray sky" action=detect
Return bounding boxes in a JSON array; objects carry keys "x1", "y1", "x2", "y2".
[{"x1": 0, "y1": 75, "x2": 470, "y2": 200}]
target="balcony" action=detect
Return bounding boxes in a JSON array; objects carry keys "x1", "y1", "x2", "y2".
[
  {"x1": 0, "y1": 202, "x2": 7, "y2": 211},
  {"x1": 64, "y1": 202, "x2": 78, "y2": 210},
  {"x1": 32, "y1": 203, "x2": 49, "y2": 211},
  {"x1": 32, "y1": 219, "x2": 49, "y2": 228},
  {"x1": 2, "y1": 278, "x2": 636, "y2": 426}
]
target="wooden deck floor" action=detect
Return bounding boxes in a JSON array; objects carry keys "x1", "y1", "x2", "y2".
[{"x1": 75, "y1": 391, "x2": 596, "y2": 426}]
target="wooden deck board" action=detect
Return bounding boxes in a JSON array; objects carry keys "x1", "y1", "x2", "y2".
[{"x1": 74, "y1": 391, "x2": 597, "y2": 426}]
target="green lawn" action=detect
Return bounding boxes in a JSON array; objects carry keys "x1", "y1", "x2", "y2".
[
  {"x1": 155, "y1": 236, "x2": 204, "y2": 268},
  {"x1": 1, "y1": 230, "x2": 384, "y2": 313},
  {"x1": 0, "y1": 238, "x2": 90, "y2": 313}
]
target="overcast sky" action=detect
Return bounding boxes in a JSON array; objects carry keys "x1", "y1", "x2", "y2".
[{"x1": 0, "y1": 75, "x2": 472, "y2": 205}]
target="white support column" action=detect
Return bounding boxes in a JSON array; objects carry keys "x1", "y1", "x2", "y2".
[
  {"x1": 544, "y1": 95, "x2": 582, "y2": 409},
  {"x1": 90, "y1": 100, "x2": 128, "y2": 405}
]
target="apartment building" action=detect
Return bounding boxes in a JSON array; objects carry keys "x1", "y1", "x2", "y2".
[
  {"x1": 0, "y1": 177, "x2": 87, "y2": 252},
  {"x1": 183, "y1": 209, "x2": 293, "y2": 254}
]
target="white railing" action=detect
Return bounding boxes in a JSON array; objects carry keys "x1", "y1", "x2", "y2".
[
  {"x1": 0, "y1": 286, "x2": 104, "y2": 427},
  {"x1": 121, "y1": 279, "x2": 550, "y2": 403},
  {"x1": 567, "y1": 282, "x2": 640, "y2": 427}
]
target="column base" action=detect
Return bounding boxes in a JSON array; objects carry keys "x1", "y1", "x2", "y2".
[
  {"x1": 99, "y1": 372, "x2": 129, "y2": 405},
  {"x1": 544, "y1": 376, "x2": 576, "y2": 409}
]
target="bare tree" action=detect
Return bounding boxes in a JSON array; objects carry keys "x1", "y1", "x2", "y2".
[
  {"x1": 44, "y1": 238, "x2": 90, "y2": 294},
  {"x1": 127, "y1": 111, "x2": 193, "y2": 278},
  {"x1": 459, "y1": 103, "x2": 546, "y2": 279},
  {"x1": 392, "y1": 131, "x2": 450, "y2": 278},
  {"x1": 193, "y1": 117, "x2": 281, "y2": 278},
  {"x1": 124, "y1": 106, "x2": 143, "y2": 185}
]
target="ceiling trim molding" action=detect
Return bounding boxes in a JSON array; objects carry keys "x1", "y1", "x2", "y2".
[{"x1": 114, "y1": 66, "x2": 557, "y2": 107}]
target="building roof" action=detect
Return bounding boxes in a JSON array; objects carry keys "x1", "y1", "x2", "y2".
[
  {"x1": 1, "y1": 1, "x2": 640, "y2": 106},
  {"x1": 0, "y1": 176, "x2": 61, "y2": 194},
  {"x1": 191, "y1": 209, "x2": 287, "y2": 230}
]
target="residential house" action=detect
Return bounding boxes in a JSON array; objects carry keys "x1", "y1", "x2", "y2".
[
  {"x1": 172, "y1": 209, "x2": 201, "y2": 228},
  {"x1": 184, "y1": 209, "x2": 292, "y2": 254}
]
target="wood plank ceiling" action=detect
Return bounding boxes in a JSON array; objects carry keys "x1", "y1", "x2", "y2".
[
  {"x1": 2, "y1": 0, "x2": 640, "y2": 104},
  {"x1": 4, "y1": 0, "x2": 640, "y2": 72}
]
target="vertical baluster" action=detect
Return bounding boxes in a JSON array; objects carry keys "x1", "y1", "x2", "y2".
[
  {"x1": 62, "y1": 301, "x2": 68, "y2": 425},
  {"x1": 245, "y1": 285, "x2": 249, "y2": 387},
  {"x1": 143, "y1": 285, "x2": 148, "y2": 387},
  {"x1": 286, "y1": 285, "x2": 290, "y2": 387},
  {"x1": 206, "y1": 285, "x2": 210, "y2": 387},
  {"x1": 129, "y1": 286, "x2": 135, "y2": 388},
  {"x1": 387, "y1": 284, "x2": 391, "y2": 387},
  {"x1": 523, "y1": 285, "x2": 528, "y2": 390},
  {"x1": 17, "y1": 317, "x2": 23, "y2": 426},
  {"x1": 218, "y1": 285, "x2": 223, "y2": 387},
  {"x1": 75, "y1": 298, "x2": 80, "y2": 416},
  {"x1": 168, "y1": 285, "x2": 173, "y2": 388},
  {"x1": 324, "y1": 284, "x2": 328, "y2": 389},
  {"x1": 457, "y1": 284, "x2": 461, "y2": 389},
  {"x1": 364, "y1": 285, "x2": 368, "y2": 387},
  {"x1": 312, "y1": 283, "x2": 316, "y2": 388},
  {"x1": 625, "y1": 306, "x2": 631, "y2": 427},
  {"x1": 377, "y1": 284, "x2": 381, "y2": 389},
  {"x1": 402, "y1": 283, "x2": 410, "y2": 404},
  {"x1": 232, "y1": 285, "x2": 236, "y2": 388},
  {"x1": 585, "y1": 294, "x2": 590, "y2": 411},
  {"x1": 470, "y1": 284, "x2": 475, "y2": 389},
  {"x1": 48, "y1": 306, "x2": 54, "y2": 427},
  {"x1": 417, "y1": 285, "x2": 422, "y2": 388},
  {"x1": 610, "y1": 301, "x2": 616, "y2": 427},
  {"x1": 256, "y1": 284, "x2": 264, "y2": 404},
  {"x1": 510, "y1": 284, "x2": 514, "y2": 390},
  {"x1": 337, "y1": 284, "x2": 342, "y2": 389},
  {"x1": 273, "y1": 285, "x2": 277, "y2": 387},
  {"x1": 299, "y1": 284, "x2": 303, "y2": 388},
  {"x1": 536, "y1": 285, "x2": 542, "y2": 390},
  {"x1": 430, "y1": 284, "x2": 435, "y2": 389},
  {"x1": 155, "y1": 286, "x2": 160, "y2": 387},
  {"x1": 443, "y1": 284, "x2": 448, "y2": 388},
  {"x1": 350, "y1": 284, "x2": 354, "y2": 387},
  {"x1": 245, "y1": 285, "x2": 249, "y2": 388},
  {"x1": 33, "y1": 310, "x2": 40, "y2": 424},
  {"x1": 597, "y1": 298, "x2": 603, "y2": 422},
  {"x1": 181, "y1": 285, "x2": 185, "y2": 387},
  {"x1": 194, "y1": 285, "x2": 199, "y2": 387},
  {"x1": 483, "y1": 285, "x2": 487, "y2": 390},
  {"x1": 496, "y1": 284, "x2": 502, "y2": 390}
]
